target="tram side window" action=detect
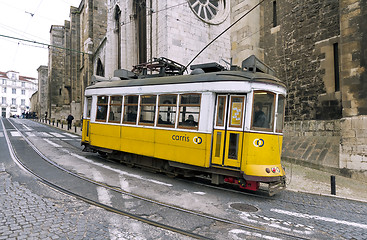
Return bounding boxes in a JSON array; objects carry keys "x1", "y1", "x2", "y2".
[
  {"x1": 216, "y1": 96, "x2": 226, "y2": 127},
  {"x1": 157, "y1": 94, "x2": 177, "y2": 127},
  {"x1": 139, "y1": 95, "x2": 156, "y2": 125},
  {"x1": 123, "y1": 95, "x2": 139, "y2": 124},
  {"x1": 96, "y1": 96, "x2": 108, "y2": 122},
  {"x1": 108, "y1": 96, "x2": 122, "y2": 123},
  {"x1": 178, "y1": 94, "x2": 201, "y2": 129},
  {"x1": 86, "y1": 97, "x2": 92, "y2": 118},
  {"x1": 251, "y1": 91, "x2": 275, "y2": 131},
  {"x1": 276, "y1": 95, "x2": 286, "y2": 133}
]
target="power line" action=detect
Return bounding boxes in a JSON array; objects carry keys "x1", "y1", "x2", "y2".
[
  {"x1": 0, "y1": 22, "x2": 49, "y2": 43},
  {"x1": 120, "y1": 1, "x2": 188, "y2": 26},
  {"x1": 0, "y1": 34, "x2": 90, "y2": 55},
  {"x1": 0, "y1": 0, "x2": 67, "y2": 24},
  {"x1": 183, "y1": 0, "x2": 266, "y2": 71}
]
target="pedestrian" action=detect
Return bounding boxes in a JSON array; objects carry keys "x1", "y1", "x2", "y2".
[
  {"x1": 67, "y1": 114, "x2": 74, "y2": 130},
  {"x1": 80, "y1": 116, "x2": 83, "y2": 131}
]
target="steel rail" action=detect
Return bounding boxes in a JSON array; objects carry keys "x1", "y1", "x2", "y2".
[
  {"x1": 1, "y1": 119, "x2": 209, "y2": 240},
  {"x1": 5, "y1": 118, "x2": 310, "y2": 240}
]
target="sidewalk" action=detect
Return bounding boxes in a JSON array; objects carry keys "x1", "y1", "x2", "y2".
[
  {"x1": 37, "y1": 119, "x2": 82, "y2": 136},
  {"x1": 283, "y1": 160, "x2": 367, "y2": 202}
]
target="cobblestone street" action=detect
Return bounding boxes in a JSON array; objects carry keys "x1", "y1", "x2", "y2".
[{"x1": 0, "y1": 172, "x2": 184, "y2": 240}]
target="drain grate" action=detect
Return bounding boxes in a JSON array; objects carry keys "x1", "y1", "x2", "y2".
[{"x1": 230, "y1": 203, "x2": 259, "y2": 212}]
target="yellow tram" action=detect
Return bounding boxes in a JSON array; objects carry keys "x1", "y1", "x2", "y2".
[{"x1": 81, "y1": 56, "x2": 286, "y2": 195}]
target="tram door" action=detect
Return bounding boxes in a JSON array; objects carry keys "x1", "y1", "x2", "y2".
[{"x1": 211, "y1": 95, "x2": 245, "y2": 168}]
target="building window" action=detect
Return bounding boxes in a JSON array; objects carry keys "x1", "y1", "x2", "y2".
[
  {"x1": 96, "y1": 58, "x2": 105, "y2": 77},
  {"x1": 273, "y1": 1, "x2": 277, "y2": 27},
  {"x1": 123, "y1": 95, "x2": 139, "y2": 124},
  {"x1": 12, "y1": 88, "x2": 16, "y2": 94},
  {"x1": 1, "y1": 97, "x2": 6, "y2": 104},
  {"x1": 2, "y1": 79, "x2": 5, "y2": 85},
  {"x1": 96, "y1": 96, "x2": 108, "y2": 122},
  {"x1": 114, "y1": 6, "x2": 121, "y2": 69},
  {"x1": 21, "y1": 82, "x2": 25, "y2": 87},
  {"x1": 333, "y1": 43, "x2": 340, "y2": 92},
  {"x1": 139, "y1": 95, "x2": 156, "y2": 126},
  {"x1": 108, "y1": 96, "x2": 122, "y2": 123},
  {"x1": 157, "y1": 94, "x2": 177, "y2": 128},
  {"x1": 135, "y1": 0, "x2": 147, "y2": 64},
  {"x1": 188, "y1": 0, "x2": 229, "y2": 24},
  {"x1": 21, "y1": 99, "x2": 25, "y2": 106},
  {"x1": 12, "y1": 98, "x2": 16, "y2": 105},
  {"x1": 21, "y1": 90, "x2": 25, "y2": 95},
  {"x1": 178, "y1": 94, "x2": 201, "y2": 129},
  {"x1": 3, "y1": 87, "x2": 6, "y2": 93}
]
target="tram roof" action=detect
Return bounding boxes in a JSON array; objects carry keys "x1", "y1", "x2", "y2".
[{"x1": 86, "y1": 70, "x2": 286, "y2": 90}]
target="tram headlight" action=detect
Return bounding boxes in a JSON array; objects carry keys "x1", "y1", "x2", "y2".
[{"x1": 266, "y1": 168, "x2": 270, "y2": 173}]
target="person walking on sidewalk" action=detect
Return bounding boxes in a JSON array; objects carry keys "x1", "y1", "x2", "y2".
[{"x1": 67, "y1": 114, "x2": 74, "y2": 130}]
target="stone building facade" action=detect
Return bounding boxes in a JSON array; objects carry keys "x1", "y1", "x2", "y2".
[
  {"x1": 101, "y1": 0, "x2": 231, "y2": 76},
  {"x1": 37, "y1": 65, "x2": 48, "y2": 119},
  {"x1": 230, "y1": 0, "x2": 262, "y2": 66},
  {"x1": 44, "y1": 0, "x2": 107, "y2": 122},
  {"x1": 259, "y1": 0, "x2": 367, "y2": 180}
]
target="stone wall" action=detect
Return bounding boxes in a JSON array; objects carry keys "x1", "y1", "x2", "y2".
[
  {"x1": 259, "y1": 0, "x2": 366, "y2": 181},
  {"x1": 282, "y1": 120, "x2": 340, "y2": 172},
  {"x1": 340, "y1": 116, "x2": 367, "y2": 181},
  {"x1": 339, "y1": 0, "x2": 367, "y2": 117},
  {"x1": 282, "y1": 117, "x2": 367, "y2": 182},
  {"x1": 230, "y1": 0, "x2": 262, "y2": 66},
  {"x1": 48, "y1": 25, "x2": 65, "y2": 117},
  {"x1": 69, "y1": 6, "x2": 81, "y2": 103},
  {"x1": 37, "y1": 65, "x2": 48, "y2": 119},
  {"x1": 260, "y1": 0, "x2": 340, "y2": 121},
  {"x1": 105, "y1": 0, "x2": 230, "y2": 75},
  {"x1": 47, "y1": 0, "x2": 107, "y2": 121}
]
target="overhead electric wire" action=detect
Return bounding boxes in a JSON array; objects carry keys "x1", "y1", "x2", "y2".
[
  {"x1": 183, "y1": 0, "x2": 266, "y2": 72},
  {"x1": 0, "y1": 0, "x2": 63, "y2": 23},
  {"x1": 0, "y1": 22, "x2": 49, "y2": 43},
  {"x1": 0, "y1": 1, "x2": 189, "y2": 55},
  {"x1": 0, "y1": 33, "x2": 90, "y2": 55},
  {"x1": 121, "y1": 1, "x2": 188, "y2": 26}
]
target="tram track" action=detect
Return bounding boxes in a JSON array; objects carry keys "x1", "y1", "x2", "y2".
[{"x1": 3, "y1": 118, "x2": 311, "y2": 240}]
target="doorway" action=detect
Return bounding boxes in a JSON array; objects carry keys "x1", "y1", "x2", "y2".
[{"x1": 211, "y1": 95, "x2": 246, "y2": 168}]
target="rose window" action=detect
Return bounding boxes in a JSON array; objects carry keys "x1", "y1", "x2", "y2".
[{"x1": 188, "y1": 0, "x2": 229, "y2": 24}]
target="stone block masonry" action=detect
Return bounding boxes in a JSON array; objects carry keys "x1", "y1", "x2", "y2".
[
  {"x1": 260, "y1": 0, "x2": 340, "y2": 121},
  {"x1": 282, "y1": 117, "x2": 367, "y2": 182},
  {"x1": 282, "y1": 120, "x2": 340, "y2": 172},
  {"x1": 340, "y1": 116, "x2": 367, "y2": 181}
]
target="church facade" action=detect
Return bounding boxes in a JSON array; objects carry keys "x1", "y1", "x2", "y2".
[{"x1": 42, "y1": 0, "x2": 367, "y2": 180}]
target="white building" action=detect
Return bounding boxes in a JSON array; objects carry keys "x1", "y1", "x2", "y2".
[
  {"x1": 99, "y1": 0, "x2": 232, "y2": 77},
  {"x1": 0, "y1": 71, "x2": 38, "y2": 118}
]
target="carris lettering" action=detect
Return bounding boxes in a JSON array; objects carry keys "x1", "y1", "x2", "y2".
[{"x1": 172, "y1": 134, "x2": 190, "y2": 142}]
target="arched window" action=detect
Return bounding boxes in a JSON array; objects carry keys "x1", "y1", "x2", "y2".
[
  {"x1": 114, "y1": 6, "x2": 122, "y2": 69},
  {"x1": 135, "y1": 0, "x2": 147, "y2": 64},
  {"x1": 96, "y1": 58, "x2": 105, "y2": 77}
]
